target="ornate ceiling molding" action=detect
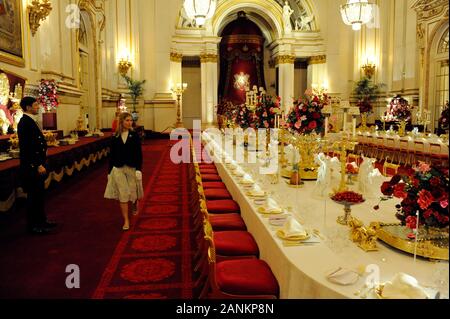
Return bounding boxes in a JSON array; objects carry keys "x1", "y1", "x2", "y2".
[{"x1": 411, "y1": 0, "x2": 448, "y2": 21}]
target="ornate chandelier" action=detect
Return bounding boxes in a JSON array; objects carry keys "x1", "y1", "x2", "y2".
[
  {"x1": 340, "y1": 0, "x2": 373, "y2": 31},
  {"x1": 183, "y1": 0, "x2": 216, "y2": 26}
]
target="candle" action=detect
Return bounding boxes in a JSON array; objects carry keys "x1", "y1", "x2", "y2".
[
  {"x1": 343, "y1": 111, "x2": 347, "y2": 132},
  {"x1": 324, "y1": 116, "x2": 329, "y2": 137},
  {"x1": 413, "y1": 210, "x2": 419, "y2": 263},
  {"x1": 352, "y1": 116, "x2": 356, "y2": 139}
]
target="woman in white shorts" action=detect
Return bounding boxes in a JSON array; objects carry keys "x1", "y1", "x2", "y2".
[{"x1": 104, "y1": 112, "x2": 143, "y2": 230}]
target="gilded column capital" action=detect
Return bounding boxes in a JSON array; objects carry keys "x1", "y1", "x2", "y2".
[
  {"x1": 308, "y1": 55, "x2": 327, "y2": 65},
  {"x1": 170, "y1": 52, "x2": 183, "y2": 62},
  {"x1": 275, "y1": 55, "x2": 295, "y2": 65},
  {"x1": 200, "y1": 53, "x2": 218, "y2": 63}
]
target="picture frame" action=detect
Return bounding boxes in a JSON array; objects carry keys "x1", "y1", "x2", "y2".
[{"x1": 0, "y1": 0, "x2": 25, "y2": 67}]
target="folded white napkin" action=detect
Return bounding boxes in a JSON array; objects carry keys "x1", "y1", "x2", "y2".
[
  {"x1": 249, "y1": 184, "x2": 265, "y2": 196},
  {"x1": 241, "y1": 174, "x2": 255, "y2": 185},
  {"x1": 278, "y1": 216, "x2": 308, "y2": 239},
  {"x1": 234, "y1": 168, "x2": 245, "y2": 177},
  {"x1": 265, "y1": 198, "x2": 282, "y2": 213},
  {"x1": 381, "y1": 273, "x2": 429, "y2": 299},
  {"x1": 326, "y1": 267, "x2": 360, "y2": 286}
]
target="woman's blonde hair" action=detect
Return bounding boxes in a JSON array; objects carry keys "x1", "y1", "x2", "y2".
[{"x1": 115, "y1": 112, "x2": 133, "y2": 136}]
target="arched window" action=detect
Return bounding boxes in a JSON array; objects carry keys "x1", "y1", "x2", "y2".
[{"x1": 433, "y1": 29, "x2": 449, "y2": 131}]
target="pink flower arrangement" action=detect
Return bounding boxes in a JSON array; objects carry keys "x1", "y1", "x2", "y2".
[
  {"x1": 285, "y1": 89, "x2": 328, "y2": 134},
  {"x1": 38, "y1": 79, "x2": 59, "y2": 112},
  {"x1": 253, "y1": 95, "x2": 281, "y2": 129}
]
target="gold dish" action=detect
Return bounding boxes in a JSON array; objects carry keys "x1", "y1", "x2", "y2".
[
  {"x1": 375, "y1": 223, "x2": 449, "y2": 261},
  {"x1": 276, "y1": 229, "x2": 311, "y2": 241},
  {"x1": 257, "y1": 207, "x2": 283, "y2": 215},
  {"x1": 246, "y1": 191, "x2": 267, "y2": 198}
]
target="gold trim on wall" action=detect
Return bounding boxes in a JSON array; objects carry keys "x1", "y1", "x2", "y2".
[
  {"x1": 200, "y1": 53, "x2": 218, "y2": 63},
  {"x1": 307, "y1": 55, "x2": 326, "y2": 65},
  {"x1": 170, "y1": 52, "x2": 183, "y2": 62},
  {"x1": 275, "y1": 55, "x2": 295, "y2": 65}
]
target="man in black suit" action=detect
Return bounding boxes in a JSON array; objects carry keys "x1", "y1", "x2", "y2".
[{"x1": 18, "y1": 97, "x2": 57, "y2": 235}]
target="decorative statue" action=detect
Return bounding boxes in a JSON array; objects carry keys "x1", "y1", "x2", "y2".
[
  {"x1": 357, "y1": 156, "x2": 378, "y2": 197},
  {"x1": 313, "y1": 153, "x2": 332, "y2": 197},
  {"x1": 0, "y1": 108, "x2": 11, "y2": 135},
  {"x1": 283, "y1": 1, "x2": 294, "y2": 34},
  {"x1": 295, "y1": 14, "x2": 314, "y2": 31}
]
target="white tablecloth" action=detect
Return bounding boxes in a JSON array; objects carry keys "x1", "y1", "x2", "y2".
[{"x1": 204, "y1": 135, "x2": 449, "y2": 299}]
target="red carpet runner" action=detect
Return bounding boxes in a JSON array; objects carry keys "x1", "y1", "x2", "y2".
[{"x1": 92, "y1": 140, "x2": 193, "y2": 299}]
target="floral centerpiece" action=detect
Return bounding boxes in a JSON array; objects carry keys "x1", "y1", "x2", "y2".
[
  {"x1": 285, "y1": 88, "x2": 328, "y2": 134},
  {"x1": 235, "y1": 104, "x2": 254, "y2": 129},
  {"x1": 216, "y1": 100, "x2": 237, "y2": 128},
  {"x1": 381, "y1": 162, "x2": 449, "y2": 230},
  {"x1": 384, "y1": 95, "x2": 412, "y2": 122},
  {"x1": 253, "y1": 95, "x2": 281, "y2": 128},
  {"x1": 38, "y1": 79, "x2": 59, "y2": 112},
  {"x1": 438, "y1": 101, "x2": 449, "y2": 131}
]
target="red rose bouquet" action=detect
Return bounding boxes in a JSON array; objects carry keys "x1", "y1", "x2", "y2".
[
  {"x1": 253, "y1": 95, "x2": 281, "y2": 128},
  {"x1": 381, "y1": 162, "x2": 449, "y2": 229},
  {"x1": 286, "y1": 89, "x2": 328, "y2": 134},
  {"x1": 38, "y1": 79, "x2": 59, "y2": 112}
]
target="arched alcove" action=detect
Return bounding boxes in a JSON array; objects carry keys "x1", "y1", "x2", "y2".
[{"x1": 427, "y1": 21, "x2": 449, "y2": 131}]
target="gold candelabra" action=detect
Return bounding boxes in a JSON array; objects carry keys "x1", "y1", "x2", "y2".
[
  {"x1": 279, "y1": 127, "x2": 288, "y2": 168},
  {"x1": 332, "y1": 136, "x2": 358, "y2": 192},
  {"x1": 171, "y1": 83, "x2": 187, "y2": 128},
  {"x1": 28, "y1": 0, "x2": 52, "y2": 36}
]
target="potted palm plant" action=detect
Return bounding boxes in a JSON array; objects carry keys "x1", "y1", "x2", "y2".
[
  {"x1": 122, "y1": 75, "x2": 146, "y2": 121},
  {"x1": 352, "y1": 77, "x2": 385, "y2": 130}
]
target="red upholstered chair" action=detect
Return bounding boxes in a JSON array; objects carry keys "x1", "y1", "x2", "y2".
[
  {"x1": 204, "y1": 188, "x2": 233, "y2": 200},
  {"x1": 202, "y1": 181, "x2": 227, "y2": 189},
  {"x1": 214, "y1": 230, "x2": 259, "y2": 261},
  {"x1": 382, "y1": 158, "x2": 400, "y2": 177},
  {"x1": 202, "y1": 221, "x2": 279, "y2": 299},
  {"x1": 429, "y1": 143, "x2": 449, "y2": 167},
  {"x1": 413, "y1": 140, "x2": 429, "y2": 163},
  {"x1": 209, "y1": 214, "x2": 247, "y2": 231},
  {"x1": 206, "y1": 199, "x2": 240, "y2": 214},
  {"x1": 200, "y1": 199, "x2": 246, "y2": 231}
]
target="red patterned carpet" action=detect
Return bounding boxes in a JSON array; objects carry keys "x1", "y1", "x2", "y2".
[
  {"x1": 92, "y1": 140, "x2": 193, "y2": 299},
  {"x1": 0, "y1": 139, "x2": 191, "y2": 299}
]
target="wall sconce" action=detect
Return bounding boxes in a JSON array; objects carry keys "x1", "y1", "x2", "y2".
[
  {"x1": 28, "y1": 0, "x2": 52, "y2": 36},
  {"x1": 362, "y1": 62, "x2": 376, "y2": 78},
  {"x1": 118, "y1": 58, "x2": 132, "y2": 76}
]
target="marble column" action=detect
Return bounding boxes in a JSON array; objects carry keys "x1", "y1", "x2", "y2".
[
  {"x1": 200, "y1": 53, "x2": 218, "y2": 126},
  {"x1": 276, "y1": 54, "x2": 295, "y2": 112}
]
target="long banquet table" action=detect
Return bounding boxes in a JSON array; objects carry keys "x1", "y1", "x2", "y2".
[
  {"x1": 203, "y1": 133, "x2": 449, "y2": 299},
  {"x1": 0, "y1": 133, "x2": 112, "y2": 212}
]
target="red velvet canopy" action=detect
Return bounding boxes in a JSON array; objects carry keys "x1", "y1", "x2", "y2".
[{"x1": 218, "y1": 11, "x2": 266, "y2": 105}]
